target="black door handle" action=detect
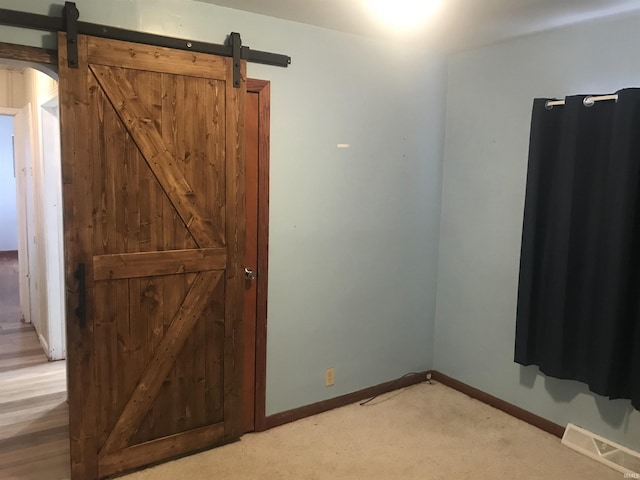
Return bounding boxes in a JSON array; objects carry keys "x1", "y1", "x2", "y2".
[{"x1": 74, "y1": 263, "x2": 86, "y2": 329}]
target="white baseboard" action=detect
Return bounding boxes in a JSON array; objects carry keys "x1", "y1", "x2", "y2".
[{"x1": 36, "y1": 331, "x2": 51, "y2": 360}]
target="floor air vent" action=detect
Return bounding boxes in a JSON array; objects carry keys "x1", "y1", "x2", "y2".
[{"x1": 562, "y1": 423, "x2": 640, "y2": 476}]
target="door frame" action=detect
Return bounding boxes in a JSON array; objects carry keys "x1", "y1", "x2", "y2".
[
  {"x1": 0, "y1": 105, "x2": 30, "y2": 328},
  {"x1": 1, "y1": 70, "x2": 67, "y2": 363},
  {"x1": 39, "y1": 93, "x2": 66, "y2": 360},
  {"x1": 246, "y1": 78, "x2": 270, "y2": 432}
]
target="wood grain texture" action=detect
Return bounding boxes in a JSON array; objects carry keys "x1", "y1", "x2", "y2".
[
  {"x1": 153, "y1": 274, "x2": 193, "y2": 441},
  {"x1": 128, "y1": 276, "x2": 164, "y2": 445},
  {"x1": 58, "y1": 32, "x2": 100, "y2": 480},
  {"x1": 94, "y1": 279, "x2": 120, "y2": 449},
  {"x1": 98, "y1": 422, "x2": 225, "y2": 478},
  {"x1": 100, "y1": 271, "x2": 223, "y2": 455},
  {"x1": 247, "y1": 79, "x2": 271, "y2": 433},
  {"x1": 63, "y1": 34, "x2": 246, "y2": 478},
  {"x1": 91, "y1": 70, "x2": 199, "y2": 257},
  {"x1": 87, "y1": 36, "x2": 226, "y2": 80},
  {"x1": 90, "y1": 64, "x2": 220, "y2": 248},
  {"x1": 118, "y1": 275, "x2": 222, "y2": 446},
  {"x1": 223, "y1": 58, "x2": 247, "y2": 442},
  {"x1": 0, "y1": 41, "x2": 56, "y2": 65},
  {"x1": 93, "y1": 248, "x2": 227, "y2": 280}
]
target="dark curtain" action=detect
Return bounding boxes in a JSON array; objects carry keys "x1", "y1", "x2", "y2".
[{"x1": 515, "y1": 88, "x2": 640, "y2": 410}]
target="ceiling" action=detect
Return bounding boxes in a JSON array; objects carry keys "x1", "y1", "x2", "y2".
[{"x1": 197, "y1": 0, "x2": 640, "y2": 52}]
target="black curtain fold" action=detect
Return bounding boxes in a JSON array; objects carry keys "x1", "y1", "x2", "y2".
[{"x1": 515, "y1": 88, "x2": 640, "y2": 410}]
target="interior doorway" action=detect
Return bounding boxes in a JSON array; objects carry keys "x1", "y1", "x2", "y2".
[
  {"x1": 0, "y1": 64, "x2": 68, "y2": 480},
  {"x1": 0, "y1": 64, "x2": 65, "y2": 361},
  {"x1": 0, "y1": 110, "x2": 22, "y2": 336}
]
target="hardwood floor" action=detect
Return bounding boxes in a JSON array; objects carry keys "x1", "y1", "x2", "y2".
[{"x1": 0, "y1": 253, "x2": 70, "y2": 480}]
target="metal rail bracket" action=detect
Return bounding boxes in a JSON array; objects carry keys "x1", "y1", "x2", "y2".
[
  {"x1": 0, "y1": 4, "x2": 291, "y2": 70},
  {"x1": 63, "y1": 1, "x2": 79, "y2": 68},
  {"x1": 228, "y1": 32, "x2": 242, "y2": 88}
]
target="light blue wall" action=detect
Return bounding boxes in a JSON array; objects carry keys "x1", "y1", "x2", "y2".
[
  {"x1": 0, "y1": 115, "x2": 18, "y2": 251},
  {"x1": 436, "y1": 13, "x2": 640, "y2": 450},
  {"x1": 0, "y1": 0, "x2": 447, "y2": 415}
]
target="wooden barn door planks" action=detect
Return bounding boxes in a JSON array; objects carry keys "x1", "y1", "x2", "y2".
[{"x1": 58, "y1": 33, "x2": 246, "y2": 479}]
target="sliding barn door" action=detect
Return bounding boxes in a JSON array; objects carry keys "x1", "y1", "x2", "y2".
[{"x1": 58, "y1": 33, "x2": 246, "y2": 479}]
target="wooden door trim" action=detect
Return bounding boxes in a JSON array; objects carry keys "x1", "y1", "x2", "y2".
[
  {"x1": 0, "y1": 41, "x2": 56, "y2": 65},
  {"x1": 246, "y1": 78, "x2": 270, "y2": 432}
]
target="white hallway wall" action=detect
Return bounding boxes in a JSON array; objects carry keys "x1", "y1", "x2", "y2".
[
  {"x1": 0, "y1": 69, "x2": 24, "y2": 107},
  {"x1": 436, "y1": 12, "x2": 640, "y2": 450},
  {"x1": 0, "y1": 0, "x2": 447, "y2": 414},
  {"x1": 23, "y1": 67, "x2": 64, "y2": 359}
]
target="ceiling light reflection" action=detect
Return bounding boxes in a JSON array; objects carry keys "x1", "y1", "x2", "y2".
[{"x1": 365, "y1": 0, "x2": 442, "y2": 32}]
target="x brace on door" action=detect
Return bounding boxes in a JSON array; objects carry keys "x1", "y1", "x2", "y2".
[{"x1": 0, "y1": 1, "x2": 291, "y2": 87}]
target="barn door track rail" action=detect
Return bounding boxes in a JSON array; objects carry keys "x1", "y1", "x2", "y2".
[{"x1": 0, "y1": 1, "x2": 291, "y2": 86}]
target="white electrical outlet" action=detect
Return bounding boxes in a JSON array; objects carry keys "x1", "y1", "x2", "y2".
[{"x1": 325, "y1": 368, "x2": 335, "y2": 386}]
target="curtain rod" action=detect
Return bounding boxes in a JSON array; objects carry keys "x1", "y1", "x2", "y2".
[{"x1": 545, "y1": 94, "x2": 618, "y2": 109}]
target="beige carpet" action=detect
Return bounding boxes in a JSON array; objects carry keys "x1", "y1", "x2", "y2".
[{"x1": 122, "y1": 382, "x2": 618, "y2": 480}]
